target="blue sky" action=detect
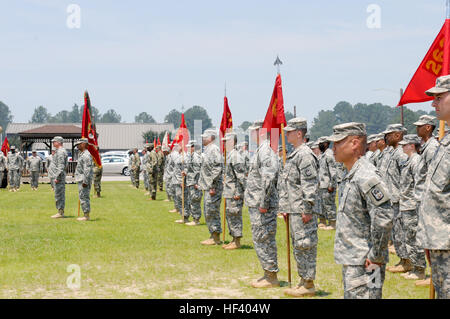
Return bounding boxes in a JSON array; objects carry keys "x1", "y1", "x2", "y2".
[{"x1": 0, "y1": 0, "x2": 447, "y2": 126}]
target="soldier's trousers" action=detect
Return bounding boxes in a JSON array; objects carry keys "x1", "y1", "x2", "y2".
[
  {"x1": 148, "y1": 172, "x2": 157, "y2": 198},
  {"x1": 8, "y1": 169, "x2": 20, "y2": 188},
  {"x1": 342, "y1": 264, "x2": 386, "y2": 299},
  {"x1": 132, "y1": 169, "x2": 140, "y2": 188},
  {"x1": 174, "y1": 184, "x2": 190, "y2": 218},
  {"x1": 225, "y1": 198, "x2": 243, "y2": 238},
  {"x1": 392, "y1": 203, "x2": 408, "y2": 259},
  {"x1": 143, "y1": 170, "x2": 149, "y2": 191},
  {"x1": 203, "y1": 187, "x2": 223, "y2": 234},
  {"x1": 430, "y1": 250, "x2": 450, "y2": 299},
  {"x1": 248, "y1": 207, "x2": 278, "y2": 273},
  {"x1": 289, "y1": 213, "x2": 318, "y2": 280},
  {"x1": 93, "y1": 170, "x2": 102, "y2": 193},
  {"x1": 402, "y1": 209, "x2": 426, "y2": 269},
  {"x1": 187, "y1": 185, "x2": 202, "y2": 221},
  {"x1": 130, "y1": 170, "x2": 135, "y2": 185},
  {"x1": 30, "y1": 171, "x2": 39, "y2": 188},
  {"x1": 319, "y1": 188, "x2": 336, "y2": 221},
  {"x1": 78, "y1": 182, "x2": 91, "y2": 213},
  {"x1": 165, "y1": 181, "x2": 173, "y2": 201},
  {"x1": 158, "y1": 170, "x2": 164, "y2": 190},
  {"x1": 52, "y1": 177, "x2": 66, "y2": 210},
  {"x1": 0, "y1": 171, "x2": 4, "y2": 187}
]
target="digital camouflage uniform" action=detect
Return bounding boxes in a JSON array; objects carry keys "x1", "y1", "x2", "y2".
[
  {"x1": 48, "y1": 147, "x2": 68, "y2": 211},
  {"x1": 376, "y1": 145, "x2": 393, "y2": 170},
  {"x1": 198, "y1": 141, "x2": 223, "y2": 235},
  {"x1": 185, "y1": 150, "x2": 202, "y2": 221},
  {"x1": 379, "y1": 144, "x2": 409, "y2": 260},
  {"x1": 414, "y1": 137, "x2": 440, "y2": 207},
  {"x1": 75, "y1": 149, "x2": 93, "y2": 214},
  {"x1": 146, "y1": 149, "x2": 158, "y2": 199},
  {"x1": 223, "y1": 146, "x2": 247, "y2": 238},
  {"x1": 93, "y1": 165, "x2": 103, "y2": 194},
  {"x1": 26, "y1": 155, "x2": 42, "y2": 189},
  {"x1": 335, "y1": 157, "x2": 393, "y2": 299},
  {"x1": 399, "y1": 151, "x2": 426, "y2": 271},
  {"x1": 318, "y1": 148, "x2": 338, "y2": 221},
  {"x1": 142, "y1": 151, "x2": 149, "y2": 191},
  {"x1": 128, "y1": 156, "x2": 134, "y2": 185},
  {"x1": 130, "y1": 152, "x2": 141, "y2": 188},
  {"x1": 46, "y1": 154, "x2": 54, "y2": 189},
  {"x1": 416, "y1": 132, "x2": 450, "y2": 299},
  {"x1": 7, "y1": 151, "x2": 24, "y2": 189},
  {"x1": 244, "y1": 139, "x2": 279, "y2": 273},
  {"x1": 369, "y1": 148, "x2": 380, "y2": 166},
  {"x1": 164, "y1": 151, "x2": 176, "y2": 202},
  {"x1": 157, "y1": 151, "x2": 165, "y2": 191},
  {"x1": 0, "y1": 152, "x2": 6, "y2": 188},
  {"x1": 172, "y1": 151, "x2": 190, "y2": 220},
  {"x1": 278, "y1": 143, "x2": 319, "y2": 281}
]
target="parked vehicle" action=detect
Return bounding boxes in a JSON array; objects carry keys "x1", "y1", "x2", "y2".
[{"x1": 102, "y1": 156, "x2": 129, "y2": 176}]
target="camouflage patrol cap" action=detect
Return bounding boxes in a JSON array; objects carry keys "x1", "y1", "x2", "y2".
[
  {"x1": 328, "y1": 122, "x2": 366, "y2": 142},
  {"x1": 162, "y1": 146, "x2": 170, "y2": 152},
  {"x1": 425, "y1": 75, "x2": 450, "y2": 96},
  {"x1": 10, "y1": 145, "x2": 16, "y2": 150},
  {"x1": 148, "y1": 143, "x2": 154, "y2": 148},
  {"x1": 367, "y1": 134, "x2": 379, "y2": 144},
  {"x1": 51, "y1": 136, "x2": 64, "y2": 143},
  {"x1": 186, "y1": 140, "x2": 197, "y2": 147},
  {"x1": 201, "y1": 128, "x2": 217, "y2": 138},
  {"x1": 382, "y1": 124, "x2": 405, "y2": 135},
  {"x1": 221, "y1": 132, "x2": 237, "y2": 141},
  {"x1": 283, "y1": 117, "x2": 307, "y2": 132},
  {"x1": 311, "y1": 141, "x2": 319, "y2": 149},
  {"x1": 375, "y1": 133, "x2": 385, "y2": 141},
  {"x1": 317, "y1": 136, "x2": 330, "y2": 144},
  {"x1": 248, "y1": 120, "x2": 264, "y2": 131},
  {"x1": 399, "y1": 134, "x2": 421, "y2": 145},
  {"x1": 413, "y1": 115, "x2": 437, "y2": 127},
  {"x1": 306, "y1": 141, "x2": 313, "y2": 148},
  {"x1": 74, "y1": 138, "x2": 88, "y2": 146}
]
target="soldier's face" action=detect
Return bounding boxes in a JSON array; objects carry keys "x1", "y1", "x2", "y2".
[
  {"x1": 432, "y1": 92, "x2": 450, "y2": 122},
  {"x1": 225, "y1": 139, "x2": 234, "y2": 152},
  {"x1": 286, "y1": 130, "x2": 300, "y2": 145},
  {"x1": 333, "y1": 137, "x2": 355, "y2": 163}
]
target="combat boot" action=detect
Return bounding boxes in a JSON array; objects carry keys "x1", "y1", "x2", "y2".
[
  {"x1": 169, "y1": 209, "x2": 178, "y2": 213},
  {"x1": 415, "y1": 277, "x2": 431, "y2": 287},
  {"x1": 163, "y1": 199, "x2": 170, "y2": 202},
  {"x1": 51, "y1": 209, "x2": 65, "y2": 219},
  {"x1": 284, "y1": 278, "x2": 316, "y2": 297},
  {"x1": 388, "y1": 259, "x2": 412, "y2": 273},
  {"x1": 318, "y1": 218, "x2": 327, "y2": 229},
  {"x1": 223, "y1": 237, "x2": 241, "y2": 250},
  {"x1": 175, "y1": 217, "x2": 189, "y2": 224},
  {"x1": 151, "y1": 194, "x2": 156, "y2": 200},
  {"x1": 403, "y1": 267, "x2": 425, "y2": 280},
  {"x1": 96, "y1": 192, "x2": 101, "y2": 198},
  {"x1": 77, "y1": 213, "x2": 90, "y2": 221},
  {"x1": 144, "y1": 192, "x2": 150, "y2": 196},
  {"x1": 386, "y1": 259, "x2": 403, "y2": 272},
  {"x1": 201, "y1": 232, "x2": 222, "y2": 245},
  {"x1": 186, "y1": 219, "x2": 200, "y2": 226},
  {"x1": 251, "y1": 271, "x2": 280, "y2": 288},
  {"x1": 324, "y1": 220, "x2": 336, "y2": 230}
]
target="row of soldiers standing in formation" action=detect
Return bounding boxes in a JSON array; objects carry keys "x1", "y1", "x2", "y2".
[{"x1": 140, "y1": 75, "x2": 449, "y2": 299}]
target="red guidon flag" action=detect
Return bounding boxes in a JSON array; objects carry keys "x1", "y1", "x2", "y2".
[
  {"x1": 1, "y1": 137, "x2": 10, "y2": 156},
  {"x1": 82, "y1": 91, "x2": 102, "y2": 168},
  {"x1": 157, "y1": 137, "x2": 161, "y2": 147},
  {"x1": 398, "y1": 19, "x2": 450, "y2": 106},
  {"x1": 263, "y1": 74, "x2": 287, "y2": 152},
  {"x1": 170, "y1": 113, "x2": 190, "y2": 152},
  {"x1": 219, "y1": 96, "x2": 233, "y2": 152}
]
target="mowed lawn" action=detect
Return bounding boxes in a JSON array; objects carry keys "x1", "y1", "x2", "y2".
[{"x1": 0, "y1": 181, "x2": 429, "y2": 299}]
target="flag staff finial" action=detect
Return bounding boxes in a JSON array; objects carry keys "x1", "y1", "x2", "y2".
[
  {"x1": 274, "y1": 55, "x2": 283, "y2": 75},
  {"x1": 224, "y1": 82, "x2": 227, "y2": 97}
]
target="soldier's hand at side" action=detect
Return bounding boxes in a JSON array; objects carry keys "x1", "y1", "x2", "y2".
[
  {"x1": 364, "y1": 258, "x2": 383, "y2": 269},
  {"x1": 209, "y1": 188, "x2": 216, "y2": 196},
  {"x1": 194, "y1": 184, "x2": 199, "y2": 189},
  {"x1": 55, "y1": 179, "x2": 59, "y2": 184},
  {"x1": 259, "y1": 207, "x2": 268, "y2": 214},
  {"x1": 82, "y1": 183, "x2": 87, "y2": 188},
  {"x1": 233, "y1": 195, "x2": 240, "y2": 200},
  {"x1": 327, "y1": 187, "x2": 335, "y2": 193},
  {"x1": 181, "y1": 171, "x2": 186, "y2": 177},
  {"x1": 302, "y1": 213, "x2": 312, "y2": 224}
]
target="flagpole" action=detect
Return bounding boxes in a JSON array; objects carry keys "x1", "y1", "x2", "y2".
[
  {"x1": 274, "y1": 56, "x2": 291, "y2": 288},
  {"x1": 222, "y1": 147, "x2": 227, "y2": 242}
]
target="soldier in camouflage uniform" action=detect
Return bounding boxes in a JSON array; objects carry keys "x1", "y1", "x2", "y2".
[
  {"x1": 46, "y1": 150, "x2": 56, "y2": 190},
  {"x1": 7, "y1": 146, "x2": 24, "y2": 192},
  {"x1": 48, "y1": 136, "x2": 68, "y2": 218},
  {"x1": 397, "y1": 135, "x2": 426, "y2": 280},
  {"x1": 141, "y1": 148, "x2": 149, "y2": 194},
  {"x1": 162, "y1": 146, "x2": 173, "y2": 202},
  {"x1": 376, "y1": 134, "x2": 390, "y2": 170},
  {"x1": 93, "y1": 163, "x2": 103, "y2": 198},
  {"x1": 244, "y1": 120, "x2": 280, "y2": 288},
  {"x1": 26, "y1": 151, "x2": 42, "y2": 190},
  {"x1": 415, "y1": 77, "x2": 450, "y2": 299},
  {"x1": 185, "y1": 141, "x2": 203, "y2": 226},
  {"x1": 0, "y1": 151, "x2": 6, "y2": 189},
  {"x1": 166, "y1": 148, "x2": 179, "y2": 212},
  {"x1": 173, "y1": 144, "x2": 190, "y2": 223},
  {"x1": 332, "y1": 122, "x2": 394, "y2": 299},
  {"x1": 279, "y1": 118, "x2": 319, "y2": 297},
  {"x1": 365, "y1": 134, "x2": 380, "y2": 165},
  {"x1": 222, "y1": 132, "x2": 247, "y2": 250},
  {"x1": 156, "y1": 145, "x2": 165, "y2": 191},
  {"x1": 74, "y1": 138, "x2": 94, "y2": 221},
  {"x1": 145, "y1": 143, "x2": 158, "y2": 201},
  {"x1": 317, "y1": 136, "x2": 338, "y2": 230},
  {"x1": 128, "y1": 150, "x2": 135, "y2": 186},
  {"x1": 239, "y1": 141, "x2": 250, "y2": 180},
  {"x1": 378, "y1": 124, "x2": 411, "y2": 274},
  {"x1": 130, "y1": 148, "x2": 141, "y2": 189},
  {"x1": 198, "y1": 129, "x2": 224, "y2": 245}
]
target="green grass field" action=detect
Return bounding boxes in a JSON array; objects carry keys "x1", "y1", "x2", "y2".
[{"x1": 0, "y1": 181, "x2": 430, "y2": 299}]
